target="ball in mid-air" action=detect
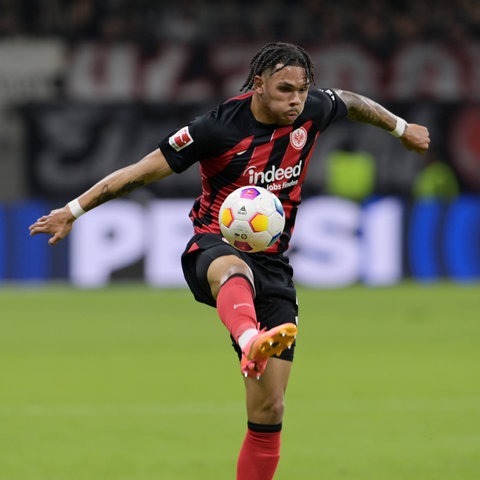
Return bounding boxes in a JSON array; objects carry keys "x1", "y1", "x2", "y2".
[{"x1": 219, "y1": 186, "x2": 285, "y2": 253}]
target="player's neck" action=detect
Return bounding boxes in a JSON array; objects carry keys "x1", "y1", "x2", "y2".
[{"x1": 250, "y1": 94, "x2": 276, "y2": 125}]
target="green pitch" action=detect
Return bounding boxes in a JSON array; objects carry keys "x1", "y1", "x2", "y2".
[{"x1": 1, "y1": 283, "x2": 479, "y2": 480}]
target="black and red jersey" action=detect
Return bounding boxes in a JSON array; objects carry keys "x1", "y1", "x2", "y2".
[{"x1": 159, "y1": 88, "x2": 347, "y2": 253}]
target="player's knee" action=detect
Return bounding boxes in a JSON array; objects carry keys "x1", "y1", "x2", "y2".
[
  {"x1": 220, "y1": 262, "x2": 253, "y2": 286},
  {"x1": 207, "y1": 255, "x2": 253, "y2": 298},
  {"x1": 250, "y1": 395, "x2": 285, "y2": 424}
]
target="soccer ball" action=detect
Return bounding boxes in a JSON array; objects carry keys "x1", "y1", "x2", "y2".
[{"x1": 219, "y1": 186, "x2": 285, "y2": 253}]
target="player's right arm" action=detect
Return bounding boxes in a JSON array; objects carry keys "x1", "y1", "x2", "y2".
[
  {"x1": 29, "y1": 148, "x2": 173, "y2": 245},
  {"x1": 333, "y1": 89, "x2": 430, "y2": 154}
]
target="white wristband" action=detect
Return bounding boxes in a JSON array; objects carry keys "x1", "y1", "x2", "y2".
[
  {"x1": 390, "y1": 116, "x2": 407, "y2": 138},
  {"x1": 67, "y1": 199, "x2": 86, "y2": 219}
]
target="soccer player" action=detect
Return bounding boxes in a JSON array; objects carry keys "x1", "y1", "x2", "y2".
[{"x1": 29, "y1": 42, "x2": 430, "y2": 480}]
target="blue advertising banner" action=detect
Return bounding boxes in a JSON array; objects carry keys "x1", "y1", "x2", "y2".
[{"x1": 2, "y1": 197, "x2": 479, "y2": 286}]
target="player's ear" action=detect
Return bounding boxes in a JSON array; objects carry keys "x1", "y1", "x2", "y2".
[{"x1": 253, "y1": 75, "x2": 264, "y2": 94}]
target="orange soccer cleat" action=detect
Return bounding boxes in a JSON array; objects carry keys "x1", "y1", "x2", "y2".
[{"x1": 240, "y1": 323, "x2": 297, "y2": 380}]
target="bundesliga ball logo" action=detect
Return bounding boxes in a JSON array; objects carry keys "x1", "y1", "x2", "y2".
[{"x1": 219, "y1": 186, "x2": 285, "y2": 253}]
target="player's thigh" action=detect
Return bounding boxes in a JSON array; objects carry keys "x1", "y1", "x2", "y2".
[
  {"x1": 244, "y1": 357, "x2": 292, "y2": 424},
  {"x1": 182, "y1": 233, "x2": 245, "y2": 306}
]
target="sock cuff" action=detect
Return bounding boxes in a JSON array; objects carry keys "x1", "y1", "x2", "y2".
[
  {"x1": 221, "y1": 273, "x2": 256, "y2": 297},
  {"x1": 247, "y1": 421, "x2": 283, "y2": 433}
]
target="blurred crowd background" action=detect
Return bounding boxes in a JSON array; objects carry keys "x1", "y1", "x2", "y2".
[
  {"x1": 1, "y1": 0, "x2": 479, "y2": 50},
  {"x1": 0, "y1": 0, "x2": 479, "y2": 201}
]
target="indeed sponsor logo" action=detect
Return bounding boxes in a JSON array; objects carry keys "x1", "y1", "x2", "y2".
[{"x1": 245, "y1": 161, "x2": 303, "y2": 191}]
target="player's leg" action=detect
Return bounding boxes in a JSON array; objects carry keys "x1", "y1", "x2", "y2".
[
  {"x1": 237, "y1": 357, "x2": 292, "y2": 480},
  {"x1": 207, "y1": 254, "x2": 254, "y2": 299},
  {"x1": 181, "y1": 234, "x2": 260, "y2": 352},
  {"x1": 207, "y1": 255, "x2": 296, "y2": 378},
  {"x1": 182, "y1": 235, "x2": 266, "y2": 370},
  {"x1": 207, "y1": 254, "x2": 261, "y2": 351},
  {"x1": 181, "y1": 235, "x2": 297, "y2": 479},
  {"x1": 206, "y1": 255, "x2": 294, "y2": 479},
  {"x1": 235, "y1": 294, "x2": 297, "y2": 480},
  {"x1": 182, "y1": 234, "x2": 297, "y2": 368},
  {"x1": 244, "y1": 357, "x2": 292, "y2": 424}
]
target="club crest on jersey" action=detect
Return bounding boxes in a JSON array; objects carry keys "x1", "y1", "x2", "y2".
[
  {"x1": 169, "y1": 126, "x2": 193, "y2": 151},
  {"x1": 290, "y1": 127, "x2": 307, "y2": 150}
]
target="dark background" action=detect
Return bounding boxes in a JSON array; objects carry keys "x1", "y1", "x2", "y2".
[{"x1": 0, "y1": 0, "x2": 479, "y2": 202}]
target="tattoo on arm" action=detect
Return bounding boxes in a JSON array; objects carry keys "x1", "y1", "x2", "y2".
[
  {"x1": 87, "y1": 180, "x2": 145, "y2": 210},
  {"x1": 336, "y1": 90, "x2": 396, "y2": 131}
]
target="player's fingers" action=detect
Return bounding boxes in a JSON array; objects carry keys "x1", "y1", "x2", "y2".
[
  {"x1": 29, "y1": 221, "x2": 48, "y2": 234},
  {"x1": 29, "y1": 223, "x2": 40, "y2": 234},
  {"x1": 29, "y1": 224, "x2": 44, "y2": 236},
  {"x1": 29, "y1": 217, "x2": 48, "y2": 232},
  {"x1": 48, "y1": 233, "x2": 61, "y2": 246},
  {"x1": 31, "y1": 215, "x2": 49, "y2": 226},
  {"x1": 407, "y1": 145, "x2": 426, "y2": 154},
  {"x1": 411, "y1": 145, "x2": 427, "y2": 154}
]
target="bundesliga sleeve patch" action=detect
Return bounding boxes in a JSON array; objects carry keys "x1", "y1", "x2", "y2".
[
  {"x1": 320, "y1": 88, "x2": 337, "y2": 103},
  {"x1": 168, "y1": 126, "x2": 194, "y2": 151}
]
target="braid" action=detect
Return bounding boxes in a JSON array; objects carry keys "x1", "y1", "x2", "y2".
[{"x1": 241, "y1": 42, "x2": 315, "y2": 92}]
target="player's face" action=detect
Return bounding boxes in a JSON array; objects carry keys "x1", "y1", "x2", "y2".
[{"x1": 252, "y1": 65, "x2": 310, "y2": 126}]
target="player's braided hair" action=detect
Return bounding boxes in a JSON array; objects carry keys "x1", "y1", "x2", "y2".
[{"x1": 240, "y1": 42, "x2": 315, "y2": 92}]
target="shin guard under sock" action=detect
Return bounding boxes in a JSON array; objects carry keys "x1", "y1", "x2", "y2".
[
  {"x1": 236, "y1": 422, "x2": 282, "y2": 480},
  {"x1": 216, "y1": 275, "x2": 257, "y2": 342}
]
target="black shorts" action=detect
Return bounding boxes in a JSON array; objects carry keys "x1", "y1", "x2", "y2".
[{"x1": 181, "y1": 233, "x2": 298, "y2": 361}]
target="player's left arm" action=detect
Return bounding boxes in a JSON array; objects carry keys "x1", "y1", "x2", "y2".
[
  {"x1": 29, "y1": 148, "x2": 173, "y2": 245},
  {"x1": 333, "y1": 89, "x2": 430, "y2": 154}
]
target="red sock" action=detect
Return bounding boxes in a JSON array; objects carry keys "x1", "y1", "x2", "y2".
[
  {"x1": 216, "y1": 275, "x2": 257, "y2": 342},
  {"x1": 237, "y1": 423, "x2": 282, "y2": 480}
]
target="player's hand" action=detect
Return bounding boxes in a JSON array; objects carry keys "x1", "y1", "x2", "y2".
[
  {"x1": 400, "y1": 123, "x2": 430, "y2": 154},
  {"x1": 29, "y1": 206, "x2": 75, "y2": 246}
]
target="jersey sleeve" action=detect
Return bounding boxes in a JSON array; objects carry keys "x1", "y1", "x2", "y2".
[
  {"x1": 158, "y1": 112, "x2": 217, "y2": 174},
  {"x1": 309, "y1": 88, "x2": 348, "y2": 129}
]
